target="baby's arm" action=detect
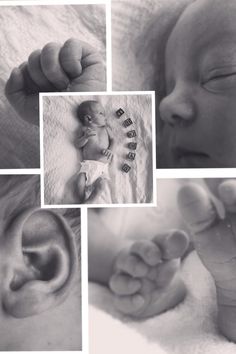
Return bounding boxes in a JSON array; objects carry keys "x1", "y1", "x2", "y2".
[
  {"x1": 76, "y1": 128, "x2": 96, "y2": 149},
  {"x1": 88, "y1": 210, "x2": 189, "y2": 318},
  {"x1": 102, "y1": 127, "x2": 115, "y2": 161}
]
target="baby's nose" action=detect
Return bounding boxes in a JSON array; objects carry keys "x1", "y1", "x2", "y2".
[{"x1": 159, "y1": 86, "x2": 195, "y2": 127}]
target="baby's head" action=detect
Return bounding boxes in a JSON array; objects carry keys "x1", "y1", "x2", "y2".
[
  {"x1": 77, "y1": 100, "x2": 106, "y2": 127},
  {"x1": 159, "y1": 0, "x2": 236, "y2": 168}
]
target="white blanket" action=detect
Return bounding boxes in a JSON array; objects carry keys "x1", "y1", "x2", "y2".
[
  {"x1": 90, "y1": 251, "x2": 236, "y2": 354},
  {"x1": 0, "y1": 4, "x2": 105, "y2": 168},
  {"x1": 43, "y1": 94, "x2": 153, "y2": 204}
]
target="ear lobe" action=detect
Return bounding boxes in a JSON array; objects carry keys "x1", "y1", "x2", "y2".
[{"x1": 2, "y1": 208, "x2": 78, "y2": 318}]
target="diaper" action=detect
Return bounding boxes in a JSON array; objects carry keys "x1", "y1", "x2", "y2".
[{"x1": 79, "y1": 160, "x2": 109, "y2": 187}]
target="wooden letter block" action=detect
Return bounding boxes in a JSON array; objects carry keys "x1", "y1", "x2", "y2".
[
  {"x1": 128, "y1": 142, "x2": 137, "y2": 150},
  {"x1": 122, "y1": 163, "x2": 131, "y2": 173},
  {"x1": 123, "y1": 118, "x2": 133, "y2": 127},
  {"x1": 116, "y1": 108, "x2": 125, "y2": 117},
  {"x1": 127, "y1": 130, "x2": 136, "y2": 138},
  {"x1": 127, "y1": 152, "x2": 136, "y2": 160}
]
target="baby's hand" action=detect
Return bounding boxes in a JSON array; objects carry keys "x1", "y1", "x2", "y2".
[
  {"x1": 109, "y1": 230, "x2": 189, "y2": 318},
  {"x1": 5, "y1": 38, "x2": 106, "y2": 125},
  {"x1": 84, "y1": 128, "x2": 97, "y2": 139},
  {"x1": 102, "y1": 149, "x2": 113, "y2": 162}
]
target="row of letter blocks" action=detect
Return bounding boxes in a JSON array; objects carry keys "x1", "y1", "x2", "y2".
[{"x1": 116, "y1": 108, "x2": 137, "y2": 173}]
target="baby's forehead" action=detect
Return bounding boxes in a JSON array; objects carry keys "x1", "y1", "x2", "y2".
[
  {"x1": 166, "y1": 0, "x2": 236, "y2": 63},
  {"x1": 83, "y1": 100, "x2": 102, "y2": 111}
]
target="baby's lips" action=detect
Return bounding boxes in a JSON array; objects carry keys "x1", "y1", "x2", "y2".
[{"x1": 177, "y1": 183, "x2": 218, "y2": 233}]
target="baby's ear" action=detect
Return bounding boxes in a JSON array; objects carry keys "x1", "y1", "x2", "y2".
[
  {"x1": 1, "y1": 208, "x2": 78, "y2": 318},
  {"x1": 84, "y1": 114, "x2": 92, "y2": 123}
]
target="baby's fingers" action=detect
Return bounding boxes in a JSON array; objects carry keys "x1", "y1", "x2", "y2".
[
  {"x1": 5, "y1": 64, "x2": 39, "y2": 125},
  {"x1": 68, "y1": 40, "x2": 106, "y2": 92},
  {"x1": 130, "y1": 240, "x2": 162, "y2": 266},
  {"x1": 109, "y1": 273, "x2": 141, "y2": 295},
  {"x1": 113, "y1": 294, "x2": 145, "y2": 315},
  {"x1": 115, "y1": 250, "x2": 149, "y2": 277},
  {"x1": 40, "y1": 42, "x2": 69, "y2": 90},
  {"x1": 28, "y1": 49, "x2": 55, "y2": 91},
  {"x1": 59, "y1": 38, "x2": 83, "y2": 78}
]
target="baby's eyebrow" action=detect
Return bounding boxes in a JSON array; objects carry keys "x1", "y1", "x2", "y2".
[{"x1": 201, "y1": 41, "x2": 236, "y2": 68}]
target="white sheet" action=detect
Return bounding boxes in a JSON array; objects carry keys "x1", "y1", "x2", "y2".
[
  {"x1": 43, "y1": 94, "x2": 153, "y2": 204},
  {"x1": 90, "y1": 252, "x2": 236, "y2": 354},
  {"x1": 0, "y1": 4, "x2": 105, "y2": 168}
]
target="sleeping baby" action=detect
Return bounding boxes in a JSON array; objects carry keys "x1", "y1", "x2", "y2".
[{"x1": 76, "y1": 100, "x2": 115, "y2": 203}]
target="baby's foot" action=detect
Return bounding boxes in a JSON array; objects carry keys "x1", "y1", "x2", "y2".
[
  {"x1": 178, "y1": 181, "x2": 236, "y2": 341},
  {"x1": 109, "y1": 230, "x2": 189, "y2": 318},
  {"x1": 5, "y1": 38, "x2": 106, "y2": 125},
  {"x1": 85, "y1": 177, "x2": 106, "y2": 204}
]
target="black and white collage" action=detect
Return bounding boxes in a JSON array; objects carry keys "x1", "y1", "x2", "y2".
[{"x1": 1, "y1": 0, "x2": 236, "y2": 353}]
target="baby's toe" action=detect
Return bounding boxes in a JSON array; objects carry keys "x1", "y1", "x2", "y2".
[
  {"x1": 113, "y1": 294, "x2": 145, "y2": 315},
  {"x1": 116, "y1": 250, "x2": 149, "y2": 277},
  {"x1": 159, "y1": 230, "x2": 189, "y2": 260},
  {"x1": 130, "y1": 240, "x2": 161, "y2": 266},
  {"x1": 177, "y1": 183, "x2": 218, "y2": 233},
  {"x1": 148, "y1": 259, "x2": 180, "y2": 287},
  {"x1": 218, "y1": 179, "x2": 236, "y2": 212},
  {"x1": 109, "y1": 273, "x2": 141, "y2": 295}
]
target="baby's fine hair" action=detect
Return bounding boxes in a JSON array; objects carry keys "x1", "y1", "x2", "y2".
[{"x1": 77, "y1": 100, "x2": 99, "y2": 124}]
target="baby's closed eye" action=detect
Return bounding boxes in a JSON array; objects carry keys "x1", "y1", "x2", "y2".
[{"x1": 202, "y1": 66, "x2": 236, "y2": 92}]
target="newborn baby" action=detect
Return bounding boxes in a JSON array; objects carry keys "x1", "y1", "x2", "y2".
[{"x1": 76, "y1": 100, "x2": 114, "y2": 203}]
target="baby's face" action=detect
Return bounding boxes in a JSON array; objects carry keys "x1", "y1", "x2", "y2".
[
  {"x1": 159, "y1": 0, "x2": 236, "y2": 168},
  {"x1": 88, "y1": 102, "x2": 106, "y2": 127}
]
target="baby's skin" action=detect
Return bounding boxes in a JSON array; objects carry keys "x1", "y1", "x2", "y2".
[
  {"x1": 5, "y1": 38, "x2": 106, "y2": 125},
  {"x1": 178, "y1": 179, "x2": 236, "y2": 342},
  {"x1": 77, "y1": 101, "x2": 114, "y2": 203},
  {"x1": 109, "y1": 230, "x2": 189, "y2": 318}
]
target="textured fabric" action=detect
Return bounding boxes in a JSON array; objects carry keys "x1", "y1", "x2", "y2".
[
  {"x1": 43, "y1": 94, "x2": 153, "y2": 204},
  {"x1": 0, "y1": 4, "x2": 105, "y2": 168}
]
